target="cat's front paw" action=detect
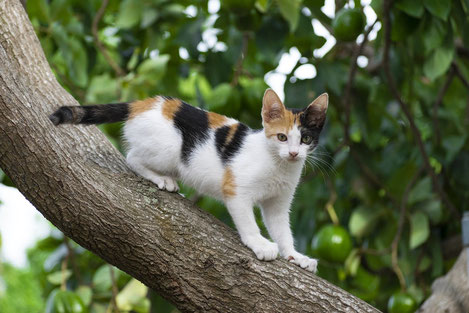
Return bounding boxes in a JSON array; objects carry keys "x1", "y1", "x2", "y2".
[
  {"x1": 286, "y1": 252, "x2": 318, "y2": 273},
  {"x1": 243, "y1": 236, "x2": 279, "y2": 261}
]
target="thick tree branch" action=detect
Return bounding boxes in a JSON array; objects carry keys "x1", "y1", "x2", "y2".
[
  {"x1": 417, "y1": 248, "x2": 469, "y2": 313},
  {"x1": 0, "y1": 1, "x2": 380, "y2": 312}
]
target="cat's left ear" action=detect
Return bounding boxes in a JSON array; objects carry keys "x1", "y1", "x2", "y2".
[{"x1": 304, "y1": 93, "x2": 328, "y2": 127}]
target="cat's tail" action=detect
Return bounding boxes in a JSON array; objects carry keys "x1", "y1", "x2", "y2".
[{"x1": 49, "y1": 102, "x2": 130, "y2": 126}]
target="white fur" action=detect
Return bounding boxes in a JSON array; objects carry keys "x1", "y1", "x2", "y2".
[{"x1": 123, "y1": 98, "x2": 318, "y2": 272}]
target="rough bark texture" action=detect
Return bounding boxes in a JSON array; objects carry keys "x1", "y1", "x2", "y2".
[
  {"x1": 0, "y1": 1, "x2": 381, "y2": 312},
  {"x1": 417, "y1": 249, "x2": 469, "y2": 313}
]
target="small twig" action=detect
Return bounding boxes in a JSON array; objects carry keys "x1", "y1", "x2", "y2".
[
  {"x1": 64, "y1": 237, "x2": 82, "y2": 284},
  {"x1": 432, "y1": 67, "x2": 455, "y2": 145},
  {"x1": 231, "y1": 33, "x2": 250, "y2": 87},
  {"x1": 382, "y1": 0, "x2": 460, "y2": 220},
  {"x1": 359, "y1": 247, "x2": 391, "y2": 256},
  {"x1": 109, "y1": 266, "x2": 121, "y2": 313},
  {"x1": 92, "y1": 0, "x2": 125, "y2": 77},
  {"x1": 343, "y1": 20, "x2": 378, "y2": 141},
  {"x1": 61, "y1": 253, "x2": 69, "y2": 291},
  {"x1": 453, "y1": 62, "x2": 469, "y2": 90},
  {"x1": 325, "y1": 177, "x2": 339, "y2": 225},
  {"x1": 390, "y1": 167, "x2": 422, "y2": 291},
  {"x1": 456, "y1": 44, "x2": 469, "y2": 59}
]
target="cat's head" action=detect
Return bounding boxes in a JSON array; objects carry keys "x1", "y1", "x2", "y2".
[{"x1": 261, "y1": 89, "x2": 328, "y2": 162}]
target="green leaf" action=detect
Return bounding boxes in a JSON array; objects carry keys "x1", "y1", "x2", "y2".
[
  {"x1": 345, "y1": 249, "x2": 361, "y2": 276},
  {"x1": 409, "y1": 212, "x2": 430, "y2": 249},
  {"x1": 75, "y1": 286, "x2": 92, "y2": 306},
  {"x1": 422, "y1": 18, "x2": 446, "y2": 55},
  {"x1": 407, "y1": 177, "x2": 431, "y2": 204},
  {"x1": 276, "y1": 0, "x2": 302, "y2": 31},
  {"x1": 349, "y1": 207, "x2": 383, "y2": 238},
  {"x1": 424, "y1": 45, "x2": 454, "y2": 82},
  {"x1": 395, "y1": 0, "x2": 424, "y2": 17},
  {"x1": 116, "y1": 0, "x2": 142, "y2": 28},
  {"x1": 137, "y1": 54, "x2": 170, "y2": 82},
  {"x1": 421, "y1": 199, "x2": 443, "y2": 225},
  {"x1": 443, "y1": 135, "x2": 467, "y2": 163},
  {"x1": 140, "y1": 8, "x2": 159, "y2": 28},
  {"x1": 424, "y1": 0, "x2": 451, "y2": 20},
  {"x1": 255, "y1": 0, "x2": 269, "y2": 12},
  {"x1": 116, "y1": 279, "x2": 149, "y2": 312},
  {"x1": 26, "y1": 0, "x2": 50, "y2": 23},
  {"x1": 86, "y1": 74, "x2": 118, "y2": 104},
  {"x1": 47, "y1": 270, "x2": 72, "y2": 285},
  {"x1": 92, "y1": 265, "x2": 121, "y2": 292}
]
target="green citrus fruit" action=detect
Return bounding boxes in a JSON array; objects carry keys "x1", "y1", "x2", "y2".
[
  {"x1": 332, "y1": 8, "x2": 366, "y2": 42},
  {"x1": 387, "y1": 292, "x2": 417, "y2": 313},
  {"x1": 311, "y1": 224, "x2": 353, "y2": 263}
]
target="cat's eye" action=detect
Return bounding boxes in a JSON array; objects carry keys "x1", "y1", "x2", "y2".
[
  {"x1": 277, "y1": 133, "x2": 288, "y2": 142},
  {"x1": 301, "y1": 135, "x2": 313, "y2": 144}
]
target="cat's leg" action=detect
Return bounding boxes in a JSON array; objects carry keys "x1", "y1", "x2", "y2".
[
  {"x1": 225, "y1": 197, "x2": 278, "y2": 261},
  {"x1": 126, "y1": 152, "x2": 179, "y2": 192},
  {"x1": 260, "y1": 196, "x2": 317, "y2": 273}
]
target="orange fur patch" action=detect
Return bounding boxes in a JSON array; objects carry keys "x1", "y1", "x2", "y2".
[
  {"x1": 207, "y1": 112, "x2": 227, "y2": 128},
  {"x1": 225, "y1": 123, "x2": 239, "y2": 145},
  {"x1": 222, "y1": 168, "x2": 236, "y2": 197},
  {"x1": 264, "y1": 109, "x2": 300, "y2": 138},
  {"x1": 161, "y1": 98, "x2": 182, "y2": 120},
  {"x1": 129, "y1": 98, "x2": 157, "y2": 119}
]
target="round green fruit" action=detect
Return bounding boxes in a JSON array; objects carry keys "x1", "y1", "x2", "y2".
[
  {"x1": 311, "y1": 224, "x2": 352, "y2": 263},
  {"x1": 332, "y1": 8, "x2": 366, "y2": 42},
  {"x1": 387, "y1": 292, "x2": 417, "y2": 313}
]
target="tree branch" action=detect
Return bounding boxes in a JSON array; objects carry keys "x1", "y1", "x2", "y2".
[
  {"x1": 343, "y1": 20, "x2": 378, "y2": 141},
  {"x1": 0, "y1": 1, "x2": 380, "y2": 312},
  {"x1": 382, "y1": 0, "x2": 459, "y2": 220},
  {"x1": 417, "y1": 248, "x2": 469, "y2": 313},
  {"x1": 432, "y1": 66, "x2": 455, "y2": 146},
  {"x1": 92, "y1": 0, "x2": 126, "y2": 77}
]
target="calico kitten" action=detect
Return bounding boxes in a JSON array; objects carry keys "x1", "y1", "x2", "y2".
[{"x1": 50, "y1": 89, "x2": 328, "y2": 272}]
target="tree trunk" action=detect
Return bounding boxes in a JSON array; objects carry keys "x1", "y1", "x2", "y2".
[{"x1": 0, "y1": 1, "x2": 380, "y2": 312}]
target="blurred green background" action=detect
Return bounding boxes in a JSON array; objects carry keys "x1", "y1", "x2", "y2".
[{"x1": 1, "y1": 0, "x2": 469, "y2": 312}]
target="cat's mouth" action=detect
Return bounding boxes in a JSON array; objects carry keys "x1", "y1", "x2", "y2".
[{"x1": 287, "y1": 156, "x2": 301, "y2": 162}]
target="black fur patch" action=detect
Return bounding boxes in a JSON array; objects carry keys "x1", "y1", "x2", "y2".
[
  {"x1": 80, "y1": 103, "x2": 129, "y2": 124},
  {"x1": 215, "y1": 123, "x2": 249, "y2": 164},
  {"x1": 49, "y1": 103, "x2": 129, "y2": 125},
  {"x1": 173, "y1": 101, "x2": 210, "y2": 163},
  {"x1": 49, "y1": 107, "x2": 74, "y2": 125},
  {"x1": 299, "y1": 110, "x2": 325, "y2": 150}
]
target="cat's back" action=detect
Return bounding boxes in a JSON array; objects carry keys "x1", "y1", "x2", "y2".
[{"x1": 123, "y1": 96, "x2": 252, "y2": 196}]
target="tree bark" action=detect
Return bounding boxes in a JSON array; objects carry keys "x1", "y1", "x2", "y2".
[
  {"x1": 417, "y1": 248, "x2": 469, "y2": 313},
  {"x1": 0, "y1": 1, "x2": 380, "y2": 312}
]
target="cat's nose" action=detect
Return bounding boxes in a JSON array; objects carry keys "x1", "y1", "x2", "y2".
[{"x1": 289, "y1": 151, "x2": 298, "y2": 158}]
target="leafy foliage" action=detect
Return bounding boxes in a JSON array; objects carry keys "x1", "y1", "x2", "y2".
[{"x1": 1, "y1": 0, "x2": 469, "y2": 312}]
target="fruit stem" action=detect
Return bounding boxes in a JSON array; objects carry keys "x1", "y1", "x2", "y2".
[{"x1": 326, "y1": 203, "x2": 340, "y2": 225}]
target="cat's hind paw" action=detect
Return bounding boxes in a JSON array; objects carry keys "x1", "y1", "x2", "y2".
[{"x1": 287, "y1": 252, "x2": 318, "y2": 273}]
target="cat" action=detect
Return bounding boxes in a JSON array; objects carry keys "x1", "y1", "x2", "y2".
[{"x1": 49, "y1": 88, "x2": 328, "y2": 273}]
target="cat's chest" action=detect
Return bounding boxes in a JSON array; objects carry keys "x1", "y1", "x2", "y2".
[{"x1": 247, "y1": 163, "x2": 303, "y2": 202}]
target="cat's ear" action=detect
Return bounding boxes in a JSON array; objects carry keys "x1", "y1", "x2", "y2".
[
  {"x1": 304, "y1": 93, "x2": 328, "y2": 127},
  {"x1": 262, "y1": 89, "x2": 285, "y2": 123}
]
